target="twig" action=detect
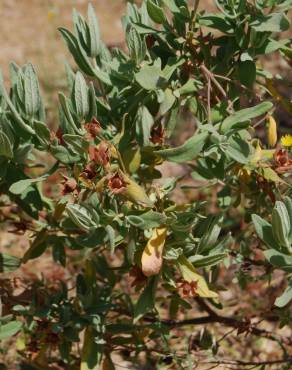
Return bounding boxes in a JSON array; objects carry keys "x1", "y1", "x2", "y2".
[
  {"x1": 199, "y1": 357, "x2": 292, "y2": 367},
  {"x1": 200, "y1": 64, "x2": 227, "y2": 98},
  {"x1": 144, "y1": 299, "x2": 292, "y2": 347}
]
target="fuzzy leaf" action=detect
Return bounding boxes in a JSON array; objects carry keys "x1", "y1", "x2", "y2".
[
  {"x1": 0, "y1": 253, "x2": 21, "y2": 272},
  {"x1": 156, "y1": 131, "x2": 208, "y2": 163},
  {"x1": 88, "y1": 3, "x2": 101, "y2": 57},
  {"x1": 220, "y1": 102, "x2": 273, "y2": 133},
  {"x1": 73, "y1": 72, "x2": 89, "y2": 120},
  {"x1": 0, "y1": 130, "x2": 13, "y2": 158},
  {"x1": 24, "y1": 63, "x2": 41, "y2": 117},
  {"x1": 0, "y1": 321, "x2": 22, "y2": 341},
  {"x1": 134, "y1": 276, "x2": 157, "y2": 322}
]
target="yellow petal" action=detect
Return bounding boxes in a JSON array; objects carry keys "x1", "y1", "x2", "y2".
[
  {"x1": 141, "y1": 227, "x2": 167, "y2": 277},
  {"x1": 177, "y1": 255, "x2": 218, "y2": 298},
  {"x1": 281, "y1": 134, "x2": 292, "y2": 148}
]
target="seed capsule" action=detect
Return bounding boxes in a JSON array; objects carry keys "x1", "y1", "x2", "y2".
[{"x1": 267, "y1": 115, "x2": 277, "y2": 147}]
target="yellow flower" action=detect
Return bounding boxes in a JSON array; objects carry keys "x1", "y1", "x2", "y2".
[{"x1": 281, "y1": 135, "x2": 292, "y2": 148}]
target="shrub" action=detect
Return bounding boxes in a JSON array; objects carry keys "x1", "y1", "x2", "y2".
[{"x1": 0, "y1": 0, "x2": 291, "y2": 369}]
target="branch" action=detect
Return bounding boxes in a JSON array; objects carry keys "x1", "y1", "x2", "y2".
[
  {"x1": 144, "y1": 298, "x2": 292, "y2": 347},
  {"x1": 199, "y1": 357, "x2": 292, "y2": 368}
]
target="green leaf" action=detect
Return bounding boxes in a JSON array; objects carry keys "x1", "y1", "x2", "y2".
[
  {"x1": 33, "y1": 120, "x2": 51, "y2": 148},
  {"x1": 165, "y1": 102, "x2": 179, "y2": 138},
  {"x1": 22, "y1": 230, "x2": 48, "y2": 263},
  {"x1": 147, "y1": 0, "x2": 167, "y2": 24},
  {"x1": 81, "y1": 327, "x2": 103, "y2": 370},
  {"x1": 126, "y1": 26, "x2": 146, "y2": 65},
  {"x1": 160, "y1": 88, "x2": 176, "y2": 115},
  {"x1": 220, "y1": 102, "x2": 273, "y2": 133},
  {"x1": 0, "y1": 69, "x2": 35, "y2": 135},
  {"x1": 252, "y1": 214, "x2": 281, "y2": 250},
  {"x1": 136, "y1": 105, "x2": 154, "y2": 146},
  {"x1": 251, "y1": 13, "x2": 290, "y2": 33},
  {"x1": 135, "y1": 65, "x2": 162, "y2": 90},
  {"x1": 59, "y1": 92, "x2": 82, "y2": 134},
  {"x1": 161, "y1": 57, "x2": 185, "y2": 81},
  {"x1": 264, "y1": 249, "x2": 292, "y2": 272},
  {"x1": 156, "y1": 131, "x2": 208, "y2": 163},
  {"x1": 59, "y1": 27, "x2": 96, "y2": 77},
  {"x1": 189, "y1": 254, "x2": 226, "y2": 268},
  {"x1": 260, "y1": 167, "x2": 285, "y2": 184},
  {"x1": 275, "y1": 279, "x2": 292, "y2": 307},
  {"x1": 0, "y1": 130, "x2": 13, "y2": 158},
  {"x1": 197, "y1": 215, "x2": 222, "y2": 253},
  {"x1": 199, "y1": 14, "x2": 234, "y2": 34},
  {"x1": 66, "y1": 204, "x2": 98, "y2": 232},
  {"x1": 73, "y1": 72, "x2": 89, "y2": 120},
  {"x1": 105, "y1": 225, "x2": 116, "y2": 254},
  {"x1": 63, "y1": 134, "x2": 89, "y2": 156},
  {"x1": 0, "y1": 253, "x2": 21, "y2": 272},
  {"x1": 139, "y1": 210, "x2": 167, "y2": 229},
  {"x1": 9, "y1": 176, "x2": 47, "y2": 195},
  {"x1": 87, "y1": 3, "x2": 101, "y2": 57},
  {"x1": 51, "y1": 145, "x2": 80, "y2": 164},
  {"x1": 177, "y1": 79, "x2": 198, "y2": 95},
  {"x1": 226, "y1": 135, "x2": 251, "y2": 164},
  {"x1": 0, "y1": 321, "x2": 22, "y2": 341},
  {"x1": 59, "y1": 27, "x2": 111, "y2": 86},
  {"x1": 24, "y1": 63, "x2": 41, "y2": 118},
  {"x1": 238, "y1": 61, "x2": 256, "y2": 88},
  {"x1": 134, "y1": 276, "x2": 157, "y2": 322}
]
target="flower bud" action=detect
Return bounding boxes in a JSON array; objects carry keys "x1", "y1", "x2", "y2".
[{"x1": 267, "y1": 115, "x2": 277, "y2": 147}]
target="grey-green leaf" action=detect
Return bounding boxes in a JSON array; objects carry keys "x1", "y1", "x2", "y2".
[
  {"x1": 136, "y1": 105, "x2": 154, "y2": 146},
  {"x1": 126, "y1": 26, "x2": 146, "y2": 65},
  {"x1": 9, "y1": 176, "x2": 47, "y2": 195},
  {"x1": 88, "y1": 3, "x2": 101, "y2": 57},
  {"x1": 0, "y1": 321, "x2": 22, "y2": 341},
  {"x1": 134, "y1": 276, "x2": 157, "y2": 322},
  {"x1": 24, "y1": 63, "x2": 41, "y2": 118},
  {"x1": 220, "y1": 102, "x2": 273, "y2": 133},
  {"x1": 0, "y1": 253, "x2": 21, "y2": 272},
  {"x1": 274, "y1": 279, "x2": 292, "y2": 307},
  {"x1": 73, "y1": 72, "x2": 89, "y2": 120},
  {"x1": 156, "y1": 131, "x2": 208, "y2": 163},
  {"x1": 0, "y1": 131, "x2": 13, "y2": 158},
  {"x1": 135, "y1": 65, "x2": 162, "y2": 90},
  {"x1": 147, "y1": 0, "x2": 167, "y2": 24}
]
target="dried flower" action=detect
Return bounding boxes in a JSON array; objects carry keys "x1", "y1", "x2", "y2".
[
  {"x1": 150, "y1": 124, "x2": 165, "y2": 145},
  {"x1": 274, "y1": 149, "x2": 291, "y2": 167},
  {"x1": 61, "y1": 175, "x2": 78, "y2": 195},
  {"x1": 50, "y1": 127, "x2": 64, "y2": 145},
  {"x1": 84, "y1": 117, "x2": 101, "y2": 138},
  {"x1": 108, "y1": 172, "x2": 128, "y2": 194},
  {"x1": 177, "y1": 279, "x2": 198, "y2": 298},
  {"x1": 89, "y1": 141, "x2": 110, "y2": 166},
  {"x1": 81, "y1": 162, "x2": 97, "y2": 180},
  {"x1": 145, "y1": 35, "x2": 155, "y2": 49}
]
